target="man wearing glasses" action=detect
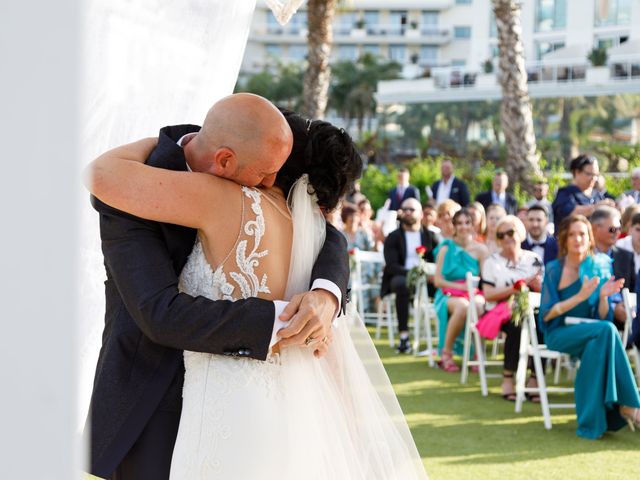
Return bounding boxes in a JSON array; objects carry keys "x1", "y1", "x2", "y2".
[
  {"x1": 591, "y1": 206, "x2": 636, "y2": 328},
  {"x1": 381, "y1": 198, "x2": 439, "y2": 354}
]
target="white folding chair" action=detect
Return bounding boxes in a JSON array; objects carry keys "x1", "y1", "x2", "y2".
[
  {"x1": 515, "y1": 291, "x2": 575, "y2": 430},
  {"x1": 460, "y1": 272, "x2": 502, "y2": 396},
  {"x1": 411, "y1": 263, "x2": 438, "y2": 366},
  {"x1": 621, "y1": 288, "x2": 640, "y2": 383},
  {"x1": 350, "y1": 250, "x2": 397, "y2": 346}
]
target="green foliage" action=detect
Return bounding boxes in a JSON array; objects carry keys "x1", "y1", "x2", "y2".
[
  {"x1": 235, "y1": 63, "x2": 304, "y2": 110},
  {"x1": 588, "y1": 47, "x2": 608, "y2": 67},
  {"x1": 359, "y1": 165, "x2": 397, "y2": 210}
]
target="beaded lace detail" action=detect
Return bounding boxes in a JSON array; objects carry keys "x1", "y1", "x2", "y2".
[{"x1": 171, "y1": 187, "x2": 282, "y2": 480}]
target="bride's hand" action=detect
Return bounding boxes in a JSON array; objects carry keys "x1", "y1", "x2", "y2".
[{"x1": 276, "y1": 289, "x2": 338, "y2": 352}]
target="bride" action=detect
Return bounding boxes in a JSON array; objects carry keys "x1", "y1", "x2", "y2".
[{"x1": 85, "y1": 106, "x2": 428, "y2": 479}]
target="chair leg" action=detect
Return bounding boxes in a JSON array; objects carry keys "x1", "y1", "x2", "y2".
[
  {"x1": 375, "y1": 297, "x2": 383, "y2": 340},
  {"x1": 461, "y1": 320, "x2": 472, "y2": 384},
  {"x1": 412, "y1": 289, "x2": 422, "y2": 354},
  {"x1": 534, "y1": 353, "x2": 552, "y2": 430},
  {"x1": 386, "y1": 297, "x2": 395, "y2": 348},
  {"x1": 473, "y1": 330, "x2": 488, "y2": 397},
  {"x1": 424, "y1": 304, "x2": 435, "y2": 367},
  {"x1": 553, "y1": 355, "x2": 562, "y2": 385}
]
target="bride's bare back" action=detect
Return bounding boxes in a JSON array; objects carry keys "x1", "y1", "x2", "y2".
[{"x1": 197, "y1": 183, "x2": 293, "y2": 301}]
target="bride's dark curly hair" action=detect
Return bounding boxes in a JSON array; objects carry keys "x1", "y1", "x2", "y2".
[{"x1": 275, "y1": 108, "x2": 363, "y2": 211}]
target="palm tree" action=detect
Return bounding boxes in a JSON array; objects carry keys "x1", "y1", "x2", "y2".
[
  {"x1": 303, "y1": 0, "x2": 337, "y2": 118},
  {"x1": 492, "y1": 0, "x2": 541, "y2": 189}
]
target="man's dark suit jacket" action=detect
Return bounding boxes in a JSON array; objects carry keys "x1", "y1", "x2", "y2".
[
  {"x1": 431, "y1": 177, "x2": 470, "y2": 207},
  {"x1": 84, "y1": 125, "x2": 349, "y2": 478},
  {"x1": 521, "y1": 236, "x2": 559, "y2": 265},
  {"x1": 381, "y1": 227, "x2": 438, "y2": 297},
  {"x1": 612, "y1": 246, "x2": 636, "y2": 293},
  {"x1": 387, "y1": 184, "x2": 421, "y2": 211},
  {"x1": 475, "y1": 190, "x2": 518, "y2": 215}
]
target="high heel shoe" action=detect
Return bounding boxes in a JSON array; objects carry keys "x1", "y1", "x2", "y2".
[
  {"x1": 438, "y1": 350, "x2": 460, "y2": 373},
  {"x1": 501, "y1": 373, "x2": 516, "y2": 402},
  {"x1": 620, "y1": 407, "x2": 640, "y2": 432}
]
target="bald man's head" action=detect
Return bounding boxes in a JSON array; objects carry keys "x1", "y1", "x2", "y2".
[{"x1": 186, "y1": 93, "x2": 293, "y2": 187}]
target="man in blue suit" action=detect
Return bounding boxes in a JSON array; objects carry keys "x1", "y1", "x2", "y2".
[
  {"x1": 521, "y1": 205, "x2": 558, "y2": 265},
  {"x1": 431, "y1": 159, "x2": 470, "y2": 207},
  {"x1": 387, "y1": 167, "x2": 421, "y2": 211}
]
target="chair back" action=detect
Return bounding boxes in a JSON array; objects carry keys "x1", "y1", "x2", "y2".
[
  {"x1": 621, "y1": 288, "x2": 636, "y2": 347},
  {"x1": 351, "y1": 250, "x2": 385, "y2": 320},
  {"x1": 526, "y1": 292, "x2": 542, "y2": 348},
  {"x1": 465, "y1": 272, "x2": 481, "y2": 325}
]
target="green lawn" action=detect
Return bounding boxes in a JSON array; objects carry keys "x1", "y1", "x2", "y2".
[{"x1": 374, "y1": 337, "x2": 640, "y2": 480}]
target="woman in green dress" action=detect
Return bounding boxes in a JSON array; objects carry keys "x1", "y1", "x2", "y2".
[
  {"x1": 433, "y1": 208, "x2": 488, "y2": 372},
  {"x1": 540, "y1": 214, "x2": 640, "y2": 438}
]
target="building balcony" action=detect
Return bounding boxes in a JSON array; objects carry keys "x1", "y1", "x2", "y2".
[
  {"x1": 251, "y1": 23, "x2": 452, "y2": 45},
  {"x1": 376, "y1": 59, "x2": 640, "y2": 104}
]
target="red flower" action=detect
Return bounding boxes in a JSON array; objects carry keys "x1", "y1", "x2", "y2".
[
  {"x1": 348, "y1": 248, "x2": 358, "y2": 255},
  {"x1": 513, "y1": 279, "x2": 527, "y2": 291},
  {"x1": 416, "y1": 245, "x2": 427, "y2": 256}
]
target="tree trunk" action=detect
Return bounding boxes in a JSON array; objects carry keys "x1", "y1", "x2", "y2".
[
  {"x1": 493, "y1": 0, "x2": 541, "y2": 189},
  {"x1": 303, "y1": 0, "x2": 337, "y2": 119}
]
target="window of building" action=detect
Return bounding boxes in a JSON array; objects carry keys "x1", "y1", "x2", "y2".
[
  {"x1": 422, "y1": 11, "x2": 439, "y2": 26},
  {"x1": 489, "y1": 12, "x2": 497, "y2": 38},
  {"x1": 454, "y1": 26, "x2": 472, "y2": 39},
  {"x1": 389, "y1": 11, "x2": 408, "y2": 35},
  {"x1": 536, "y1": 40, "x2": 565, "y2": 60},
  {"x1": 337, "y1": 44, "x2": 358, "y2": 61},
  {"x1": 389, "y1": 44, "x2": 407, "y2": 63},
  {"x1": 594, "y1": 0, "x2": 632, "y2": 26},
  {"x1": 452, "y1": 59, "x2": 467, "y2": 67},
  {"x1": 456, "y1": 0, "x2": 472, "y2": 4},
  {"x1": 289, "y1": 44, "x2": 307, "y2": 61},
  {"x1": 267, "y1": 12, "x2": 282, "y2": 34},
  {"x1": 288, "y1": 12, "x2": 307, "y2": 34},
  {"x1": 536, "y1": 0, "x2": 567, "y2": 32},
  {"x1": 334, "y1": 11, "x2": 356, "y2": 35},
  {"x1": 420, "y1": 45, "x2": 438, "y2": 65},
  {"x1": 265, "y1": 44, "x2": 283, "y2": 58}
]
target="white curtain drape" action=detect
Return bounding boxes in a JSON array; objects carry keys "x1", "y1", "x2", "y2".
[{"x1": 78, "y1": 0, "x2": 258, "y2": 425}]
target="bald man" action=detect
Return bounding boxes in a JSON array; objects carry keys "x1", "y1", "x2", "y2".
[
  {"x1": 381, "y1": 198, "x2": 439, "y2": 353},
  {"x1": 85, "y1": 94, "x2": 349, "y2": 480}
]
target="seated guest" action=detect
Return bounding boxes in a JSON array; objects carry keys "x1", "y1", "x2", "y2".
[
  {"x1": 387, "y1": 167, "x2": 421, "y2": 211},
  {"x1": 616, "y1": 211, "x2": 640, "y2": 274},
  {"x1": 539, "y1": 214, "x2": 640, "y2": 438},
  {"x1": 475, "y1": 169, "x2": 518, "y2": 215},
  {"x1": 381, "y1": 198, "x2": 439, "y2": 354},
  {"x1": 516, "y1": 206, "x2": 529, "y2": 225},
  {"x1": 433, "y1": 208, "x2": 488, "y2": 371},
  {"x1": 358, "y1": 198, "x2": 384, "y2": 251},
  {"x1": 431, "y1": 159, "x2": 470, "y2": 207},
  {"x1": 591, "y1": 206, "x2": 636, "y2": 328},
  {"x1": 522, "y1": 205, "x2": 558, "y2": 265},
  {"x1": 525, "y1": 178, "x2": 553, "y2": 224},
  {"x1": 422, "y1": 201, "x2": 441, "y2": 236},
  {"x1": 341, "y1": 204, "x2": 373, "y2": 251},
  {"x1": 552, "y1": 154, "x2": 606, "y2": 232},
  {"x1": 619, "y1": 204, "x2": 640, "y2": 239},
  {"x1": 595, "y1": 174, "x2": 615, "y2": 202},
  {"x1": 468, "y1": 201, "x2": 486, "y2": 241},
  {"x1": 481, "y1": 216, "x2": 543, "y2": 401},
  {"x1": 484, "y1": 204, "x2": 507, "y2": 254},
  {"x1": 621, "y1": 167, "x2": 640, "y2": 205},
  {"x1": 436, "y1": 199, "x2": 461, "y2": 240}
]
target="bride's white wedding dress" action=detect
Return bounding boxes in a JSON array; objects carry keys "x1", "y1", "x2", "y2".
[{"x1": 170, "y1": 178, "x2": 428, "y2": 479}]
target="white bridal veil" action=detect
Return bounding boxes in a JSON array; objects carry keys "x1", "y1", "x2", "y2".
[{"x1": 78, "y1": 0, "x2": 305, "y2": 424}]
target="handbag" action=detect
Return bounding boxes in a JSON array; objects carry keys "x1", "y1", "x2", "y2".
[{"x1": 476, "y1": 301, "x2": 512, "y2": 340}]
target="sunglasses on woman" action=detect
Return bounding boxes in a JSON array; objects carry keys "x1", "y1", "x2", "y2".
[{"x1": 496, "y1": 229, "x2": 515, "y2": 240}]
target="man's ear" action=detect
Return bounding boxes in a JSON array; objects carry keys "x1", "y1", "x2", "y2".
[{"x1": 209, "y1": 147, "x2": 236, "y2": 176}]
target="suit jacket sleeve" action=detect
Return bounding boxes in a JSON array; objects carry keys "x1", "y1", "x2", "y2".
[
  {"x1": 459, "y1": 180, "x2": 470, "y2": 207},
  {"x1": 93, "y1": 196, "x2": 276, "y2": 361},
  {"x1": 310, "y1": 222, "x2": 349, "y2": 311},
  {"x1": 383, "y1": 232, "x2": 407, "y2": 277}
]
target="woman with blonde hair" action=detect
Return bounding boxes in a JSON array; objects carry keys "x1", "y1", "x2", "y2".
[
  {"x1": 468, "y1": 201, "x2": 486, "y2": 241},
  {"x1": 436, "y1": 199, "x2": 462, "y2": 240},
  {"x1": 484, "y1": 203, "x2": 507, "y2": 254}
]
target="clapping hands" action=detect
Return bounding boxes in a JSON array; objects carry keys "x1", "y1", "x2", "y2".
[{"x1": 599, "y1": 277, "x2": 625, "y2": 298}]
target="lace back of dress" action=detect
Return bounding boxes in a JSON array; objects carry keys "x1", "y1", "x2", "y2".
[{"x1": 179, "y1": 187, "x2": 270, "y2": 303}]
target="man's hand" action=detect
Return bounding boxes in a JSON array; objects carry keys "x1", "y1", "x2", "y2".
[{"x1": 275, "y1": 289, "x2": 338, "y2": 356}]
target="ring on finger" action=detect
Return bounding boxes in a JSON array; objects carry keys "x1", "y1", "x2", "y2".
[
  {"x1": 321, "y1": 336, "x2": 328, "y2": 344},
  {"x1": 305, "y1": 335, "x2": 316, "y2": 346}
]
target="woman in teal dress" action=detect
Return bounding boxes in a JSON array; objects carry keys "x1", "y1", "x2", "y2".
[
  {"x1": 540, "y1": 214, "x2": 640, "y2": 438},
  {"x1": 434, "y1": 208, "x2": 488, "y2": 372}
]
